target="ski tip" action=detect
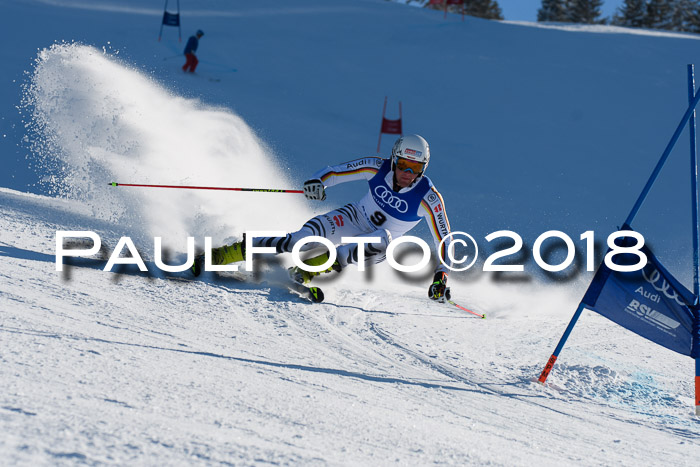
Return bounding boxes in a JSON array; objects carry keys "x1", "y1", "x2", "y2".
[
  {"x1": 482, "y1": 314, "x2": 486, "y2": 320},
  {"x1": 308, "y1": 286, "x2": 324, "y2": 303},
  {"x1": 109, "y1": 182, "x2": 118, "y2": 186}
]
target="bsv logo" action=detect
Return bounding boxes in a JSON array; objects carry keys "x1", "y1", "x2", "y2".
[
  {"x1": 625, "y1": 299, "x2": 681, "y2": 330},
  {"x1": 373, "y1": 186, "x2": 408, "y2": 213}
]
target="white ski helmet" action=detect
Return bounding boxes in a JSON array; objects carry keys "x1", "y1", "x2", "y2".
[{"x1": 391, "y1": 134, "x2": 430, "y2": 173}]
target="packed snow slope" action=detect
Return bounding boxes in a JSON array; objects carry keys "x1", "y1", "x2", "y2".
[
  {"x1": 1, "y1": 0, "x2": 700, "y2": 464},
  {"x1": 1, "y1": 188, "x2": 698, "y2": 464}
]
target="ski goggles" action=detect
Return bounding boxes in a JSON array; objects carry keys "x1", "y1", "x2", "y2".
[{"x1": 396, "y1": 157, "x2": 425, "y2": 174}]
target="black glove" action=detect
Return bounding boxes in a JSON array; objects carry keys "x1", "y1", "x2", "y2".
[
  {"x1": 303, "y1": 179, "x2": 326, "y2": 201},
  {"x1": 428, "y1": 272, "x2": 451, "y2": 302}
]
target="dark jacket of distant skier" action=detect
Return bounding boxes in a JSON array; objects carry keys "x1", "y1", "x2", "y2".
[
  {"x1": 195, "y1": 134, "x2": 454, "y2": 302},
  {"x1": 182, "y1": 30, "x2": 203, "y2": 73}
]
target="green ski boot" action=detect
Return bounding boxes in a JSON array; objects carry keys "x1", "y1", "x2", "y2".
[
  {"x1": 191, "y1": 234, "x2": 246, "y2": 277},
  {"x1": 288, "y1": 251, "x2": 341, "y2": 284}
]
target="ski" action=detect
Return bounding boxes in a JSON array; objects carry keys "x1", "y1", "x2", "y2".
[
  {"x1": 286, "y1": 279, "x2": 325, "y2": 303},
  {"x1": 190, "y1": 251, "x2": 324, "y2": 303}
]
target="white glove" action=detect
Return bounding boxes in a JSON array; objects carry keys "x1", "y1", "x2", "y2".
[{"x1": 303, "y1": 179, "x2": 326, "y2": 201}]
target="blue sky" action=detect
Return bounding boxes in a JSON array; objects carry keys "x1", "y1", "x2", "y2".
[{"x1": 498, "y1": 0, "x2": 623, "y2": 22}]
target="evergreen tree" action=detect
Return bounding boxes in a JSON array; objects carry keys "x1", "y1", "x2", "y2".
[
  {"x1": 669, "y1": 0, "x2": 700, "y2": 31},
  {"x1": 568, "y1": 0, "x2": 604, "y2": 24},
  {"x1": 646, "y1": 0, "x2": 674, "y2": 28},
  {"x1": 688, "y1": 0, "x2": 700, "y2": 32},
  {"x1": 538, "y1": 0, "x2": 571, "y2": 22},
  {"x1": 464, "y1": 0, "x2": 504, "y2": 20},
  {"x1": 422, "y1": 0, "x2": 444, "y2": 11},
  {"x1": 612, "y1": 0, "x2": 648, "y2": 28},
  {"x1": 670, "y1": 0, "x2": 686, "y2": 30}
]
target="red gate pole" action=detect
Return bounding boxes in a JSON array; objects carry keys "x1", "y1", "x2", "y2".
[{"x1": 377, "y1": 96, "x2": 387, "y2": 153}]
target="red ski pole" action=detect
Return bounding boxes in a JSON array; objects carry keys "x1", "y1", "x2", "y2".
[
  {"x1": 447, "y1": 299, "x2": 485, "y2": 319},
  {"x1": 109, "y1": 182, "x2": 304, "y2": 194}
]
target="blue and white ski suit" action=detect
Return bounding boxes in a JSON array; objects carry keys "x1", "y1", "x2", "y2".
[{"x1": 254, "y1": 157, "x2": 453, "y2": 273}]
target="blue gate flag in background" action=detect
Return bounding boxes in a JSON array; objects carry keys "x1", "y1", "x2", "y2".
[
  {"x1": 162, "y1": 12, "x2": 180, "y2": 27},
  {"x1": 581, "y1": 239, "x2": 697, "y2": 357},
  {"x1": 158, "y1": 0, "x2": 182, "y2": 42}
]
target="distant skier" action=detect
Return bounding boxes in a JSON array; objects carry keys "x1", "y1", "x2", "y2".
[
  {"x1": 182, "y1": 29, "x2": 204, "y2": 73},
  {"x1": 192, "y1": 134, "x2": 454, "y2": 301}
]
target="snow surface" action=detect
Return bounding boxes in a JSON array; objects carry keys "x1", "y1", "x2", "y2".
[{"x1": 1, "y1": 0, "x2": 700, "y2": 464}]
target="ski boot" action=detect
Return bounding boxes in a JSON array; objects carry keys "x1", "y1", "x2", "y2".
[
  {"x1": 191, "y1": 234, "x2": 246, "y2": 277},
  {"x1": 191, "y1": 253, "x2": 205, "y2": 277},
  {"x1": 288, "y1": 251, "x2": 341, "y2": 284}
]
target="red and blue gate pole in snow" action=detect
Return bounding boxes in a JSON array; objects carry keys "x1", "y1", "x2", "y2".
[
  {"x1": 538, "y1": 67, "x2": 700, "y2": 397},
  {"x1": 688, "y1": 64, "x2": 700, "y2": 416},
  {"x1": 537, "y1": 303, "x2": 585, "y2": 383}
]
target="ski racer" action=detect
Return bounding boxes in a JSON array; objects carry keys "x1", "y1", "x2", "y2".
[{"x1": 192, "y1": 134, "x2": 454, "y2": 301}]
